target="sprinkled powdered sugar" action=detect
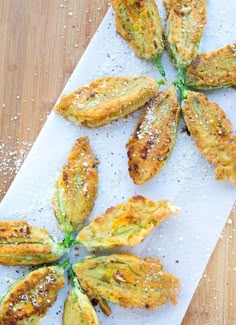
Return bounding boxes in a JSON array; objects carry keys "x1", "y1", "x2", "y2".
[{"x1": 136, "y1": 98, "x2": 158, "y2": 140}]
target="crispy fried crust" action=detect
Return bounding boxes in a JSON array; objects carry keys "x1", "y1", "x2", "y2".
[
  {"x1": 162, "y1": 0, "x2": 170, "y2": 12},
  {"x1": 0, "y1": 266, "x2": 65, "y2": 324},
  {"x1": 55, "y1": 76, "x2": 159, "y2": 128},
  {"x1": 127, "y1": 86, "x2": 180, "y2": 184},
  {"x1": 0, "y1": 220, "x2": 68, "y2": 266},
  {"x1": 52, "y1": 137, "x2": 98, "y2": 233},
  {"x1": 73, "y1": 254, "x2": 180, "y2": 314},
  {"x1": 165, "y1": 0, "x2": 207, "y2": 67},
  {"x1": 185, "y1": 44, "x2": 236, "y2": 89},
  {"x1": 63, "y1": 281, "x2": 99, "y2": 325},
  {"x1": 112, "y1": 0, "x2": 164, "y2": 59},
  {"x1": 77, "y1": 195, "x2": 179, "y2": 251},
  {"x1": 182, "y1": 91, "x2": 236, "y2": 184}
]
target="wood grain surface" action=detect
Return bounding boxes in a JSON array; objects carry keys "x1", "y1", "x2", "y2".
[{"x1": 0, "y1": 1, "x2": 235, "y2": 324}]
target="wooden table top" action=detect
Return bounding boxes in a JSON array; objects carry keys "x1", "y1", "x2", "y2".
[{"x1": 0, "y1": 1, "x2": 235, "y2": 324}]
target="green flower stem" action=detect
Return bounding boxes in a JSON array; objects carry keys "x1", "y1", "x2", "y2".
[
  {"x1": 177, "y1": 67, "x2": 185, "y2": 84},
  {"x1": 156, "y1": 79, "x2": 166, "y2": 85},
  {"x1": 155, "y1": 57, "x2": 166, "y2": 78},
  {"x1": 59, "y1": 258, "x2": 70, "y2": 269},
  {"x1": 68, "y1": 268, "x2": 84, "y2": 292},
  {"x1": 68, "y1": 268, "x2": 77, "y2": 285},
  {"x1": 173, "y1": 80, "x2": 188, "y2": 100},
  {"x1": 63, "y1": 232, "x2": 76, "y2": 248}
]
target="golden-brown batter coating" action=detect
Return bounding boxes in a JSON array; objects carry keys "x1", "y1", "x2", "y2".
[
  {"x1": 164, "y1": 0, "x2": 207, "y2": 67},
  {"x1": 162, "y1": 0, "x2": 170, "y2": 12},
  {"x1": 77, "y1": 195, "x2": 179, "y2": 251},
  {"x1": 112, "y1": 0, "x2": 164, "y2": 60},
  {"x1": 182, "y1": 91, "x2": 236, "y2": 185},
  {"x1": 55, "y1": 76, "x2": 159, "y2": 128},
  {"x1": 127, "y1": 86, "x2": 180, "y2": 184},
  {"x1": 0, "y1": 264, "x2": 65, "y2": 324},
  {"x1": 185, "y1": 44, "x2": 236, "y2": 89},
  {"x1": 52, "y1": 137, "x2": 98, "y2": 233},
  {"x1": 72, "y1": 254, "x2": 180, "y2": 315},
  {"x1": 0, "y1": 220, "x2": 68, "y2": 266}
]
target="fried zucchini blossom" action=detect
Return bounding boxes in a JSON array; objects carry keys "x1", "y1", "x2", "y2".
[
  {"x1": 127, "y1": 86, "x2": 180, "y2": 184},
  {"x1": 182, "y1": 91, "x2": 236, "y2": 185},
  {"x1": 0, "y1": 261, "x2": 68, "y2": 324},
  {"x1": 72, "y1": 254, "x2": 180, "y2": 315},
  {"x1": 77, "y1": 195, "x2": 180, "y2": 250},
  {"x1": 63, "y1": 269, "x2": 100, "y2": 325},
  {"x1": 0, "y1": 220, "x2": 69, "y2": 266},
  {"x1": 164, "y1": 0, "x2": 207, "y2": 68},
  {"x1": 112, "y1": 0, "x2": 165, "y2": 76},
  {"x1": 55, "y1": 76, "x2": 159, "y2": 128},
  {"x1": 52, "y1": 137, "x2": 98, "y2": 233},
  {"x1": 185, "y1": 43, "x2": 236, "y2": 89}
]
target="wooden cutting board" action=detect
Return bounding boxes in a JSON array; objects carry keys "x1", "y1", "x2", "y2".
[{"x1": 0, "y1": 1, "x2": 235, "y2": 323}]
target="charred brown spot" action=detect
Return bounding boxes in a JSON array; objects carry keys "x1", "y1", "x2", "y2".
[
  {"x1": 62, "y1": 171, "x2": 69, "y2": 184},
  {"x1": 134, "y1": 0, "x2": 144, "y2": 9},
  {"x1": 127, "y1": 150, "x2": 132, "y2": 159},
  {"x1": 19, "y1": 226, "x2": 30, "y2": 235},
  {"x1": 93, "y1": 158, "x2": 99, "y2": 168},
  {"x1": 89, "y1": 92, "x2": 97, "y2": 98},
  {"x1": 134, "y1": 122, "x2": 142, "y2": 138},
  {"x1": 101, "y1": 275, "x2": 110, "y2": 284},
  {"x1": 145, "y1": 303, "x2": 150, "y2": 309},
  {"x1": 132, "y1": 195, "x2": 145, "y2": 200},
  {"x1": 8, "y1": 321, "x2": 16, "y2": 325},
  {"x1": 105, "y1": 206, "x2": 115, "y2": 214},
  {"x1": 173, "y1": 6, "x2": 184, "y2": 16},
  {"x1": 140, "y1": 147, "x2": 148, "y2": 160},
  {"x1": 129, "y1": 163, "x2": 139, "y2": 172},
  {"x1": 94, "y1": 217, "x2": 103, "y2": 223},
  {"x1": 125, "y1": 215, "x2": 137, "y2": 223},
  {"x1": 91, "y1": 298, "x2": 99, "y2": 307}
]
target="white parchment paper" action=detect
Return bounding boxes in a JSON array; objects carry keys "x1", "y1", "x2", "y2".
[{"x1": 0, "y1": 1, "x2": 235, "y2": 324}]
